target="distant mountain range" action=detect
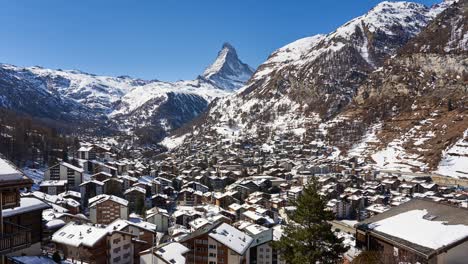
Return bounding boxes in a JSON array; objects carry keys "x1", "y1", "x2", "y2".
[
  {"x1": 167, "y1": 0, "x2": 467, "y2": 177},
  {"x1": 0, "y1": 43, "x2": 254, "y2": 139}
]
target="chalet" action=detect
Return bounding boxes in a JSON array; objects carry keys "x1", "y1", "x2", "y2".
[
  {"x1": 89, "y1": 194, "x2": 129, "y2": 224},
  {"x1": 124, "y1": 186, "x2": 146, "y2": 213},
  {"x1": 140, "y1": 242, "x2": 189, "y2": 264},
  {"x1": 44, "y1": 161, "x2": 84, "y2": 191},
  {"x1": 78, "y1": 145, "x2": 96, "y2": 160},
  {"x1": 39, "y1": 180, "x2": 67, "y2": 195},
  {"x1": 242, "y1": 224, "x2": 285, "y2": 264},
  {"x1": 79, "y1": 180, "x2": 104, "y2": 208},
  {"x1": 0, "y1": 157, "x2": 50, "y2": 259},
  {"x1": 180, "y1": 222, "x2": 253, "y2": 264},
  {"x1": 146, "y1": 207, "x2": 170, "y2": 232},
  {"x1": 178, "y1": 188, "x2": 203, "y2": 206},
  {"x1": 150, "y1": 194, "x2": 170, "y2": 209},
  {"x1": 91, "y1": 171, "x2": 112, "y2": 182},
  {"x1": 107, "y1": 219, "x2": 157, "y2": 263},
  {"x1": 103, "y1": 177, "x2": 124, "y2": 197},
  {"x1": 52, "y1": 222, "x2": 135, "y2": 264},
  {"x1": 356, "y1": 199, "x2": 468, "y2": 263}
]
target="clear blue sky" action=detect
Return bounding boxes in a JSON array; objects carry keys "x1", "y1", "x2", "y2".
[{"x1": 0, "y1": 0, "x2": 440, "y2": 81}]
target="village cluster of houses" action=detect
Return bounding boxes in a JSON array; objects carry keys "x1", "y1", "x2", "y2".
[{"x1": 0, "y1": 133, "x2": 467, "y2": 264}]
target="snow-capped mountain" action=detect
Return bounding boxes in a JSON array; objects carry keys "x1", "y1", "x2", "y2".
[
  {"x1": 170, "y1": 0, "x2": 466, "y2": 176},
  {"x1": 183, "y1": 1, "x2": 450, "y2": 137},
  {"x1": 0, "y1": 43, "x2": 254, "y2": 137},
  {"x1": 201, "y1": 43, "x2": 255, "y2": 91}
]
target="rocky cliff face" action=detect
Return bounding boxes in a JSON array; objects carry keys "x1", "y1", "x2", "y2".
[{"x1": 201, "y1": 43, "x2": 255, "y2": 91}]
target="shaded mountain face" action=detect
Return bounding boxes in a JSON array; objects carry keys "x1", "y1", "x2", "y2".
[
  {"x1": 0, "y1": 44, "x2": 254, "y2": 139},
  {"x1": 171, "y1": 0, "x2": 466, "y2": 176},
  {"x1": 201, "y1": 43, "x2": 255, "y2": 91}
]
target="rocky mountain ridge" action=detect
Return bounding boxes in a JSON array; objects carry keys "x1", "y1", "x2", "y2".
[
  {"x1": 0, "y1": 43, "x2": 254, "y2": 137},
  {"x1": 168, "y1": 0, "x2": 467, "y2": 177}
]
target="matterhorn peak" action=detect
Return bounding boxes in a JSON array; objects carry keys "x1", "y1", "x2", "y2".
[{"x1": 201, "y1": 42, "x2": 255, "y2": 91}]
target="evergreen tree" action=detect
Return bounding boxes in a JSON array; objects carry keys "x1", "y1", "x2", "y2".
[
  {"x1": 52, "y1": 251, "x2": 62, "y2": 263},
  {"x1": 273, "y1": 177, "x2": 348, "y2": 264}
]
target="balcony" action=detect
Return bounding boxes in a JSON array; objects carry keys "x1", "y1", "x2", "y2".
[{"x1": 0, "y1": 221, "x2": 31, "y2": 254}]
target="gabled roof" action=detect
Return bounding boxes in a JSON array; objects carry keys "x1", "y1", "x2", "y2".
[
  {"x1": 359, "y1": 199, "x2": 468, "y2": 257},
  {"x1": 2, "y1": 197, "x2": 51, "y2": 217},
  {"x1": 141, "y1": 242, "x2": 189, "y2": 264},
  {"x1": 209, "y1": 223, "x2": 253, "y2": 255},
  {"x1": 0, "y1": 157, "x2": 33, "y2": 187},
  {"x1": 89, "y1": 194, "x2": 128, "y2": 207}
]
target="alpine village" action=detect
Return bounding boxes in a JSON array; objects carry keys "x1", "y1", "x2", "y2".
[{"x1": 0, "y1": 0, "x2": 467, "y2": 264}]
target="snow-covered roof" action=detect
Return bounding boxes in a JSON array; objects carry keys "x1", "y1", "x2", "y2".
[
  {"x1": 142, "y1": 242, "x2": 190, "y2": 264},
  {"x1": 61, "y1": 162, "x2": 84, "y2": 173},
  {"x1": 209, "y1": 223, "x2": 253, "y2": 255},
  {"x1": 40, "y1": 180, "x2": 67, "y2": 187},
  {"x1": 368, "y1": 209, "x2": 468, "y2": 250},
  {"x1": 52, "y1": 222, "x2": 109, "y2": 247},
  {"x1": 2, "y1": 197, "x2": 50, "y2": 217},
  {"x1": 89, "y1": 194, "x2": 129, "y2": 207},
  {"x1": 0, "y1": 157, "x2": 32, "y2": 183},
  {"x1": 124, "y1": 186, "x2": 146, "y2": 195}
]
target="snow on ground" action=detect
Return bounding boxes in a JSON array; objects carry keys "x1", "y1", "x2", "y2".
[
  {"x1": 369, "y1": 209, "x2": 468, "y2": 250},
  {"x1": 348, "y1": 123, "x2": 382, "y2": 160},
  {"x1": 371, "y1": 139, "x2": 427, "y2": 172},
  {"x1": 435, "y1": 129, "x2": 468, "y2": 178},
  {"x1": 22, "y1": 167, "x2": 45, "y2": 191},
  {"x1": 161, "y1": 134, "x2": 187, "y2": 150}
]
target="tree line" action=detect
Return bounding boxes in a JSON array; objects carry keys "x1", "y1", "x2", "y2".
[{"x1": 0, "y1": 108, "x2": 79, "y2": 168}]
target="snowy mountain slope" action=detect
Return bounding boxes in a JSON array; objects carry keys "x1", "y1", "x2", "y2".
[
  {"x1": 342, "y1": 0, "x2": 467, "y2": 175},
  {"x1": 201, "y1": 43, "x2": 255, "y2": 91},
  {"x1": 176, "y1": 0, "x2": 451, "y2": 141},
  {"x1": 0, "y1": 64, "x2": 150, "y2": 114},
  {"x1": 170, "y1": 0, "x2": 466, "y2": 177},
  {"x1": 0, "y1": 43, "x2": 254, "y2": 139}
]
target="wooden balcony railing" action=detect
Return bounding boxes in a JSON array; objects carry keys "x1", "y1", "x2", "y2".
[{"x1": 0, "y1": 221, "x2": 31, "y2": 253}]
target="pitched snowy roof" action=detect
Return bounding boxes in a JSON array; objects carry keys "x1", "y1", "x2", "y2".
[
  {"x1": 141, "y1": 242, "x2": 190, "y2": 264},
  {"x1": 209, "y1": 223, "x2": 253, "y2": 255},
  {"x1": 61, "y1": 162, "x2": 84, "y2": 173},
  {"x1": 0, "y1": 157, "x2": 33, "y2": 184},
  {"x1": 2, "y1": 197, "x2": 50, "y2": 217},
  {"x1": 52, "y1": 222, "x2": 109, "y2": 247},
  {"x1": 368, "y1": 209, "x2": 468, "y2": 250},
  {"x1": 89, "y1": 194, "x2": 129, "y2": 207},
  {"x1": 360, "y1": 199, "x2": 468, "y2": 254}
]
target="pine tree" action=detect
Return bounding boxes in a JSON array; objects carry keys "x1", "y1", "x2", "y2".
[{"x1": 273, "y1": 177, "x2": 348, "y2": 264}]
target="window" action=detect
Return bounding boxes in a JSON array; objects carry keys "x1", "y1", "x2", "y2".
[
  {"x1": 209, "y1": 244, "x2": 217, "y2": 249},
  {"x1": 209, "y1": 253, "x2": 216, "y2": 258},
  {"x1": 114, "y1": 247, "x2": 121, "y2": 253},
  {"x1": 113, "y1": 257, "x2": 121, "y2": 262},
  {"x1": 113, "y1": 238, "x2": 121, "y2": 244},
  {"x1": 209, "y1": 262, "x2": 216, "y2": 264}
]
